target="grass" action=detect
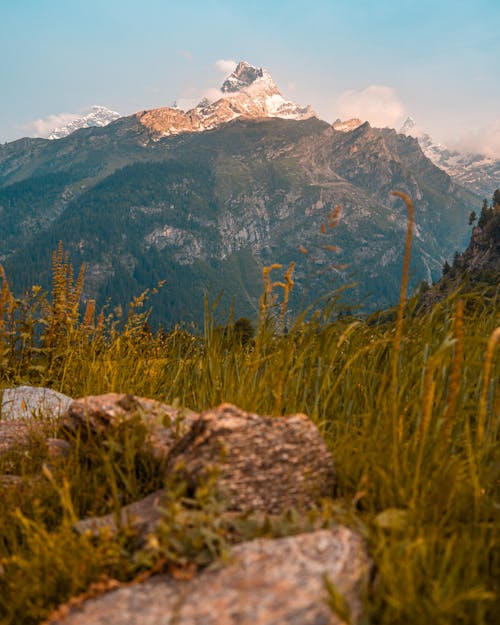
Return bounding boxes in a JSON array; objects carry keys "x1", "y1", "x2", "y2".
[{"x1": 0, "y1": 210, "x2": 499, "y2": 624}]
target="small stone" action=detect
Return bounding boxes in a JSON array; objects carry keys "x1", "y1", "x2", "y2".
[
  {"x1": 73, "y1": 490, "x2": 165, "y2": 538},
  {"x1": 46, "y1": 438, "x2": 72, "y2": 460}
]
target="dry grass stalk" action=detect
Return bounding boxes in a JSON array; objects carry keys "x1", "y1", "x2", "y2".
[
  {"x1": 477, "y1": 325, "x2": 500, "y2": 444},
  {"x1": 390, "y1": 191, "x2": 415, "y2": 446},
  {"x1": 443, "y1": 299, "x2": 464, "y2": 438}
]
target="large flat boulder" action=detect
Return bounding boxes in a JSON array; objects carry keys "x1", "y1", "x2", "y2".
[
  {"x1": 166, "y1": 403, "x2": 335, "y2": 514},
  {"x1": 47, "y1": 528, "x2": 372, "y2": 625},
  {"x1": 1, "y1": 386, "x2": 72, "y2": 421}
]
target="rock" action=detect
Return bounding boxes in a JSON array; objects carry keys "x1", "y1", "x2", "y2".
[
  {"x1": 0, "y1": 420, "x2": 69, "y2": 473},
  {"x1": 0, "y1": 474, "x2": 24, "y2": 489},
  {"x1": 1, "y1": 386, "x2": 72, "y2": 421},
  {"x1": 0, "y1": 420, "x2": 47, "y2": 470},
  {"x1": 61, "y1": 393, "x2": 199, "y2": 460},
  {"x1": 47, "y1": 528, "x2": 371, "y2": 625},
  {"x1": 166, "y1": 403, "x2": 335, "y2": 514},
  {"x1": 74, "y1": 490, "x2": 165, "y2": 538},
  {"x1": 46, "y1": 438, "x2": 72, "y2": 460}
]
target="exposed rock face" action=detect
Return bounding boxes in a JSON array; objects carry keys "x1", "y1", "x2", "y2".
[
  {"x1": 61, "y1": 393, "x2": 199, "y2": 459},
  {"x1": 1, "y1": 386, "x2": 72, "y2": 420},
  {"x1": 136, "y1": 61, "x2": 316, "y2": 140},
  {"x1": 166, "y1": 403, "x2": 335, "y2": 514},
  {"x1": 47, "y1": 528, "x2": 372, "y2": 625}
]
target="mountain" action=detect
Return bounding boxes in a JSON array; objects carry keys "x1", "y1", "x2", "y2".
[
  {"x1": 136, "y1": 61, "x2": 315, "y2": 140},
  {"x1": 399, "y1": 116, "x2": 500, "y2": 199},
  {"x1": 44, "y1": 106, "x2": 122, "y2": 140},
  {"x1": 0, "y1": 63, "x2": 479, "y2": 326}
]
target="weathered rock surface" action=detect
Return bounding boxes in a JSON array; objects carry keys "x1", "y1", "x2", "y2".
[
  {"x1": 61, "y1": 393, "x2": 199, "y2": 459},
  {"x1": 47, "y1": 528, "x2": 372, "y2": 625},
  {"x1": 1, "y1": 386, "x2": 72, "y2": 421},
  {"x1": 166, "y1": 403, "x2": 335, "y2": 514}
]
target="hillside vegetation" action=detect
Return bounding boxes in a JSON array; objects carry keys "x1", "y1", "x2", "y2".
[{"x1": 0, "y1": 194, "x2": 499, "y2": 625}]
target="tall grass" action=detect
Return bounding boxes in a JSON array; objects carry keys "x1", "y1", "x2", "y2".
[{"x1": 0, "y1": 204, "x2": 499, "y2": 624}]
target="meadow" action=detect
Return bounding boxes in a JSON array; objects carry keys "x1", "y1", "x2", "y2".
[{"x1": 0, "y1": 201, "x2": 498, "y2": 624}]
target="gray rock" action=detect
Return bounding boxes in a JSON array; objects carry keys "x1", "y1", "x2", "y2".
[
  {"x1": 47, "y1": 528, "x2": 372, "y2": 625},
  {"x1": 1, "y1": 386, "x2": 72, "y2": 421},
  {"x1": 166, "y1": 403, "x2": 335, "y2": 514}
]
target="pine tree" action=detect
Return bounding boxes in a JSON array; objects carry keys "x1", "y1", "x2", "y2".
[{"x1": 478, "y1": 199, "x2": 492, "y2": 228}]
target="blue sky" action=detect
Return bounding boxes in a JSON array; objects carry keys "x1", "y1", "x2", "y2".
[{"x1": 1, "y1": 0, "x2": 499, "y2": 155}]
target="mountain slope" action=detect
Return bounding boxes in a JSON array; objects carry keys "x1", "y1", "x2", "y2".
[
  {"x1": 0, "y1": 62, "x2": 480, "y2": 325},
  {"x1": 0, "y1": 113, "x2": 478, "y2": 325}
]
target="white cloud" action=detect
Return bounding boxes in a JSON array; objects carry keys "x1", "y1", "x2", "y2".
[
  {"x1": 176, "y1": 97, "x2": 197, "y2": 111},
  {"x1": 336, "y1": 85, "x2": 406, "y2": 129},
  {"x1": 449, "y1": 119, "x2": 500, "y2": 159},
  {"x1": 215, "y1": 59, "x2": 237, "y2": 74},
  {"x1": 201, "y1": 87, "x2": 224, "y2": 103},
  {"x1": 22, "y1": 112, "x2": 82, "y2": 138}
]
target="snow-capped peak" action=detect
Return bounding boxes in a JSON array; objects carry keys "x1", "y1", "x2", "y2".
[
  {"x1": 47, "y1": 106, "x2": 121, "y2": 139},
  {"x1": 399, "y1": 116, "x2": 499, "y2": 197},
  {"x1": 204, "y1": 60, "x2": 315, "y2": 121},
  {"x1": 399, "y1": 116, "x2": 418, "y2": 136},
  {"x1": 137, "y1": 61, "x2": 316, "y2": 142},
  {"x1": 221, "y1": 61, "x2": 270, "y2": 93}
]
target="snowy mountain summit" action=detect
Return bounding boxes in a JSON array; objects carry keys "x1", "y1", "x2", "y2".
[
  {"x1": 47, "y1": 106, "x2": 121, "y2": 139},
  {"x1": 136, "y1": 61, "x2": 316, "y2": 140},
  {"x1": 399, "y1": 116, "x2": 500, "y2": 198}
]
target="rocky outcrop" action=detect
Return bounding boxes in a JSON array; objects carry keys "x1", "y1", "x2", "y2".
[
  {"x1": 1, "y1": 386, "x2": 72, "y2": 420},
  {"x1": 2, "y1": 393, "x2": 370, "y2": 624},
  {"x1": 61, "y1": 393, "x2": 199, "y2": 460},
  {"x1": 47, "y1": 528, "x2": 372, "y2": 625},
  {"x1": 166, "y1": 403, "x2": 335, "y2": 514}
]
